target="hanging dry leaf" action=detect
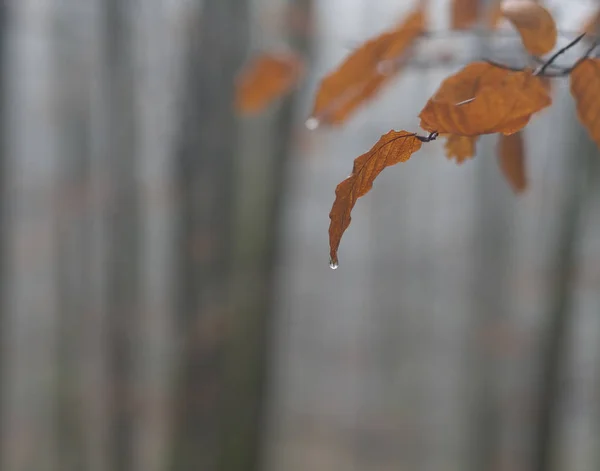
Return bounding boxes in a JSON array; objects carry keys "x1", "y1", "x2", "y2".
[
  {"x1": 580, "y1": 9, "x2": 600, "y2": 37},
  {"x1": 329, "y1": 131, "x2": 423, "y2": 266},
  {"x1": 451, "y1": 0, "x2": 480, "y2": 30},
  {"x1": 235, "y1": 51, "x2": 304, "y2": 114},
  {"x1": 501, "y1": 0, "x2": 557, "y2": 55},
  {"x1": 570, "y1": 58, "x2": 600, "y2": 148},
  {"x1": 317, "y1": 74, "x2": 390, "y2": 128},
  {"x1": 310, "y1": 7, "x2": 425, "y2": 126},
  {"x1": 444, "y1": 134, "x2": 478, "y2": 163},
  {"x1": 498, "y1": 131, "x2": 527, "y2": 192},
  {"x1": 419, "y1": 62, "x2": 551, "y2": 136}
]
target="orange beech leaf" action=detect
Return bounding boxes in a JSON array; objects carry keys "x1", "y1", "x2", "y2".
[
  {"x1": 310, "y1": 7, "x2": 425, "y2": 126},
  {"x1": 329, "y1": 131, "x2": 424, "y2": 267},
  {"x1": 451, "y1": 0, "x2": 481, "y2": 30},
  {"x1": 501, "y1": 0, "x2": 557, "y2": 55},
  {"x1": 570, "y1": 58, "x2": 600, "y2": 149},
  {"x1": 318, "y1": 74, "x2": 389, "y2": 128},
  {"x1": 498, "y1": 131, "x2": 527, "y2": 192},
  {"x1": 444, "y1": 134, "x2": 478, "y2": 163},
  {"x1": 419, "y1": 62, "x2": 551, "y2": 136},
  {"x1": 235, "y1": 51, "x2": 304, "y2": 114}
]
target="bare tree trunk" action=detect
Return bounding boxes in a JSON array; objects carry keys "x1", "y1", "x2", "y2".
[
  {"x1": 531, "y1": 121, "x2": 593, "y2": 471},
  {"x1": 102, "y1": 1, "x2": 139, "y2": 470},
  {"x1": 169, "y1": 0, "x2": 312, "y2": 469},
  {"x1": 53, "y1": 24, "x2": 89, "y2": 471},
  {"x1": 222, "y1": 2, "x2": 314, "y2": 471},
  {"x1": 169, "y1": 1, "x2": 249, "y2": 470},
  {"x1": 469, "y1": 137, "x2": 510, "y2": 471},
  {"x1": 469, "y1": 16, "x2": 506, "y2": 471},
  {"x1": 51, "y1": 5, "x2": 95, "y2": 470},
  {"x1": 0, "y1": 1, "x2": 7, "y2": 465}
]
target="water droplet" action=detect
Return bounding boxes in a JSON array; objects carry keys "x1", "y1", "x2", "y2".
[
  {"x1": 329, "y1": 259, "x2": 339, "y2": 270},
  {"x1": 305, "y1": 117, "x2": 320, "y2": 130}
]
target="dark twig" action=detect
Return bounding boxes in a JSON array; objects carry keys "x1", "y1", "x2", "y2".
[
  {"x1": 484, "y1": 59, "x2": 525, "y2": 72},
  {"x1": 533, "y1": 38, "x2": 600, "y2": 77},
  {"x1": 419, "y1": 29, "x2": 592, "y2": 41},
  {"x1": 536, "y1": 33, "x2": 586, "y2": 75},
  {"x1": 530, "y1": 55, "x2": 567, "y2": 70},
  {"x1": 486, "y1": 58, "x2": 569, "y2": 74},
  {"x1": 484, "y1": 34, "x2": 590, "y2": 77},
  {"x1": 344, "y1": 30, "x2": 592, "y2": 52},
  {"x1": 416, "y1": 131, "x2": 438, "y2": 142}
]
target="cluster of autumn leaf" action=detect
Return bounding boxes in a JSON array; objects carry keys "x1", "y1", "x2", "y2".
[{"x1": 235, "y1": 0, "x2": 600, "y2": 268}]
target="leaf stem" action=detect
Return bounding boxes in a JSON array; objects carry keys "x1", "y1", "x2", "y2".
[
  {"x1": 484, "y1": 60, "x2": 524, "y2": 72},
  {"x1": 416, "y1": 131, "x2": 438, "y2": 142}
]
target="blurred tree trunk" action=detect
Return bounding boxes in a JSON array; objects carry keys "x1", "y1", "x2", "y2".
[
  {"x1": 102, "y1": 1, "x2": 140, "y2": 471},
  {"x1": 169, "y1": 0, "x2": 311, "y2": 469},
  {"x1": 168, "y1": 1, "x2": 249, "y2": 470},
  {"x1": 222, "y1": 1, "x2": 313, "y2": 470},
  {"x1": 469, "y1": 18, "x2": 505, "y2": 471},
  {"x1": 469, "y1": 137, "x2": 509, "y2": 471},
  {"x1": 53, "y1": 5, "x2": 90, "y2": 469},
  {"x1": 531, "y1": 119, "x2": 593, "y2": 471},
  {"x1": 0, "y1": 0, "x2": 6, "y2": 465}
]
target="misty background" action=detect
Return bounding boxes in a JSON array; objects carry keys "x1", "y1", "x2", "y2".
[{"x1": 1, "y1": 1, "x2": 600, "y2": 471}]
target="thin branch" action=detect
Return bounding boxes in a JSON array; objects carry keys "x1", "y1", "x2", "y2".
[
  {"x1": 416, "y1": 131, "x2": 438, "y2": 142},
  {"x1": 535, "y1": 33, "x2": 586, "y2": 75},
  {"x1": 529, "y1": 55, "x2": 567, "y2": 70},
  {"x1": 531, "y1": 38, "x2": 600, "y2": 76},
  {"x1": 479, "y1": 34, "x2": 592, "y2": 77},
  {"x1": 419, "y1": 29, "x2": 592, "y2": 41},
  {"x1": 343, "y1": 29, "x2": 596, "y2": 77},
  {"x1": 484, "y1": 59, "x2": 524, "y2": 72},
  {"x1": 343, "y1": 29, "x2": 593, "y2": 51}
]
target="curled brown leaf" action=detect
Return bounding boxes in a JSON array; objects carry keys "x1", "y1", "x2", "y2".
[
  {"x1": 329, "y1": 131, "x2": 423, "y2": 266},
  {"x1": 501, "y1": 0, "x2": 557, "y2": 55},
  {"x1": 310, "y1": 7, "x2": 425, "y2": 126}
]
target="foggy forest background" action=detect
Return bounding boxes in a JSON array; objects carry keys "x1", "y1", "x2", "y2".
[{"x1": 1, "y1": 1, "x2": 600, "y2": 471}]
